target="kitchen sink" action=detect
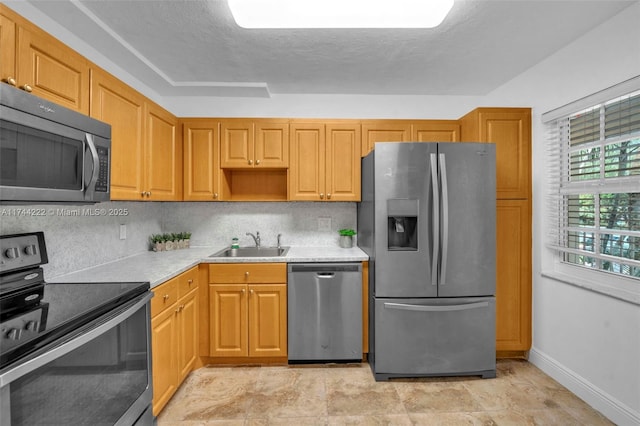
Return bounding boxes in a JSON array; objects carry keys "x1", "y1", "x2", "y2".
[{"x1": 210, "y1": 246, "x2": 290, "y2": 258}]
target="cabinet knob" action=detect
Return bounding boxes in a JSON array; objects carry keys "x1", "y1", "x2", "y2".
[
  {"x1": 250, "y1": 289, "x2": 254, "y2": 295},
  {"x1": 188, "y1": 279, "x2": 193, "y2": 286},
  {"x1": 242, "y1": 288, "x2": 246, "y2": 294},
  {"x1": 5, "y1": 77, "x2": 17, "y2": 86},
  {"x1": 213, "y1": 192, "x2": 218, "y2": 199},
  {"x1": 163, "y1": 294, "x2": 170, "y2": 301},
  {"x1": 319, "y1": 193, "x2": 324, "y2": 199},
  {"x1": 248, "y1": 159, "x2": 253, "y2": 165},
  {"x1": 327, "y1": 193, "x2": 332, "y2": 199},
  {"x1": 256, "y1": 159, "x2": 261, "y2": 165},
  {"x1": 147, "y1": 191, "x2": 152, "y2": 197},
  {"x1": 20, "y1": 84, "x2": 33, "y2": 93},
  {"x1": 245, "y1": 271, "x2": 250, "y2": 277}
]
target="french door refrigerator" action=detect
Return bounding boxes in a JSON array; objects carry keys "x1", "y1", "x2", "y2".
[{"x1": 357, "y1": 142, "x2": 496, "y2": 381}]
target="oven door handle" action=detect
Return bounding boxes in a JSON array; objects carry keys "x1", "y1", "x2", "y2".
[{"x1": 0, "y1": 292, "x2": 152, "y2": 387}]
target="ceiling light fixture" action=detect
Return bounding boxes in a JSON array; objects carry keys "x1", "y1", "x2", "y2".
[{"x1": 227, "y1": 0, "x2": 454, "y2": 29}]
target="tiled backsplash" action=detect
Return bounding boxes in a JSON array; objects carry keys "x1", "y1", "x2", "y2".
[
  {"x1": 1, "y1": 201, "x2": 357, "y2": 279},
  {"x1": 162, "y1": 202, "x2": 356, "y2": 249}
]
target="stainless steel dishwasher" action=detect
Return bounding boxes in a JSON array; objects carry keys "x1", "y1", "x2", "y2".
[{"x1": 287, "y1": 263, "x2": 362, "y2": 362}]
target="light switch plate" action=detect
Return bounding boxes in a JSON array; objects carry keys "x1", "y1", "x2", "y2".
[{"x1": 317, "y1": 217, "x2": 332, "y2": 231}]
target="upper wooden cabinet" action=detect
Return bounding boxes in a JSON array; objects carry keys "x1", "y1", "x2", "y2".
[
  {"x1": 90, "y1": 69, "x2": 145, "y2": 200},
  {"x1": 459, "y1": 108, "x2": 531, "y2": 199},
  {"x1": 412, "y1": 120, "x2": 460, "y2": 142},
  {"x1": 182, "y1": 119, "x2": 220, "y2": 201},
  {"x1": 220, "y1": 119, "x2": 289, "y2": 169},
  {"x1": 361, "y1": 120, "x2": 412, "y2": 156},
  {"x1": 289, "y1": 122, "x2": 361, "y2": 201},
  {"x1": 1, "y1": 8, "x2": 16, "y2": 89},
  {"x1": 1, "y1": 5, "x2": 89, "y2": 113},
  {"x1": 145, "y1": 101, "x2": 182, "y2": 200},
  {"x1": 91, "y1": 70, "x2": 181, "y2": 201}
]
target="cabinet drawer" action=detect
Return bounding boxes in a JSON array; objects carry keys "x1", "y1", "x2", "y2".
[
  {"x1": 151, "y1": 277, "x2": 178, "y2": 318},
  {"x1": 209, "y1": 263, "x2": 286, "y2": 284},
  {"x1": 178, "y1": 267, "x2": 198, "y2": 298}
]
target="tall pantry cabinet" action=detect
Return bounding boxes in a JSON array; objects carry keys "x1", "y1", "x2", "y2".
[{"x1": 460, "y1": 108, "x2": 532, "y2": 356}]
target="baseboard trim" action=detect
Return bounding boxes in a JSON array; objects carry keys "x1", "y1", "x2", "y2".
[{"x1": 529, "y1": 347, "x2": 640, "y2": 426}]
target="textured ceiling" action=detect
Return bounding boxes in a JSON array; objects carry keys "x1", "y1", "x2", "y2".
[{"x1": 15, "y1": 0, "x2": 637, "y2": 97}]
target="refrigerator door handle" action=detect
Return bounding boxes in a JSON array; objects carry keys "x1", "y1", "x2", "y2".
[
  {"x1": 383, "y1": 301, "x2": 489, "y2": 312},
  {"x1": 430, "y1": 153, "x2": 439, "y2": 287},
  {"x1": 439, "y1": 153, "x2": 449, "y2": 286}
]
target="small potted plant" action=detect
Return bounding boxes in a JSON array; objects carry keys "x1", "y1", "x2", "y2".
[
  {"x1": 163, "y1": 233, "x2": 175, "y2": 251},
  {"x1": 180, "y1": 232, "x2": 192, "y2": 249},
  {"x1": 150, "y1": 234, "x2": 166, "y2": 252},
  {"x1": 338, "y1": 228, "x2": 356, "y2": 248}
]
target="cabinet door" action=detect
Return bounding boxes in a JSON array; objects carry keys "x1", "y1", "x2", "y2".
[
  {"x1": 255, "y1": 120, "x2": 289, "y2": 168},
  {"x1": 145, "y1": 102, "x2": 182, "y2": 200},
  {"x1": 495, "y1": 199, "x2": 531, "y2": 352},
  {"x1": 0, "y1": 8, "x2": 16, "y2": 85},
  {"x1": 16, "y1": 25, "x2": 89, "y2": 113},
  {"x1": 183, "y1": 119, "x2": 220, "y2": 201},
  {"x1": 460, "y1": 108, "x2": 531, "y2": 199},
  {"x1": 151, "y1": 307, "x2": 178, "y2": 416},
  {"x1": 248, "y1": 284, "x2": 287, "y2": 357},
  {"x1": 326, "y1": 123, "x2": 361, "y2": 201},
  {"x1": 289, "y1": 123, "x2": 325, "y2": 200},
  {"x1": 361, "y1": 120, "x2": 412, "y2": 156},
  {"x1": 177, "y1": 289, "x2": 198, "y2": 382},
  {"x1": 412, "y1": 120, "x2": 460, "y2": 142},
  {"x1": 220, "y1": 120, "x2": 254, "y2": 168},
  {"x1": 209, "y1": 284, "x2": 248, "y2": 357},
  {"x1": 90, "y1": 69, "x2": 145, "y2": 200}
]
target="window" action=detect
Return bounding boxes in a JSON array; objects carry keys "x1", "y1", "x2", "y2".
[{"x1": 545, "y1": 83, "x2": 640, "y2": 281}]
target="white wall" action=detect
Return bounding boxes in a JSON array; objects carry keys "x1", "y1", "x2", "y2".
[{"x1": 481, "y1": 3, "x2": 640, "y2": 425}]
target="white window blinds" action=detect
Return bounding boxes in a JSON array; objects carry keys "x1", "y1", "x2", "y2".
[{"x1": 545, "y1": 80, "x2": 640, "y2": 280}]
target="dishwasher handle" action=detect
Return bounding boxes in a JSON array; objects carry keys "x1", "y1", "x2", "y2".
[{"x1": 316, "y1": 272, "x2": 335, "y2": 278}]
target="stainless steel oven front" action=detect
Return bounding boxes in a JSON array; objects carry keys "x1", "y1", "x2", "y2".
[{"x1": 0, "y1": 292, "x2": 153, "y2": 426}]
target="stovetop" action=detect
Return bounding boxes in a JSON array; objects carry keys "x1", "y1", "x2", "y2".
[{"x1": 0, "y1": 232, "x2": 150, "y2": 370}]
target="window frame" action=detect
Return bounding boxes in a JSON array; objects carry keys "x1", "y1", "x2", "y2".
[{"x1": 543, "y1": 76, "x2": 640, "y2": 305}]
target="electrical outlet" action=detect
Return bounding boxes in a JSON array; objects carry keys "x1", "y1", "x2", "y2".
[
  {"x1": 318, "y1": 217, "x2": 332, "y2": 231},
  {"x1": 119, "y1": 224, "x2": 127, "y2": 240}
]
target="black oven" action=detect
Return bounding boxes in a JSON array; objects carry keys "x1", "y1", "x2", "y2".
[
  {"x1": 0, "y1": 84, "x2": 111, "y2": 204},
  {"x1": 0, "y1": 233, "x2": 153, "y2": 426}
]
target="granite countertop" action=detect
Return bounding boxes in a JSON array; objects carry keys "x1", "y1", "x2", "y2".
[{"x1": 49, "y1": 245, "x2": 368, "y2": 289}]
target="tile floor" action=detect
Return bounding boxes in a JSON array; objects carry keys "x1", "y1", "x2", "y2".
[{"x1": 157, "y1": 359, "x2": 613, "y2": 425}]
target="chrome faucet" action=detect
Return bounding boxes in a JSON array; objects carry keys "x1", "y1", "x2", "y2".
[
  {"x1": 277, "y1": 233, "x2": 282, "y2": 249},
  {"x1": 246, "y1": 231, "x2": 260, "y2": 248}
]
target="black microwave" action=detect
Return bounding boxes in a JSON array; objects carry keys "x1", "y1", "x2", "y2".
[{"x1": 0, "y1": 84, "x2": 111, "y2": 204}]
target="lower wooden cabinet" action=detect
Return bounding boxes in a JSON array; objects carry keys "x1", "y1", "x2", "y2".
[
  {"x1": 208, "y1": 263, "x2": 287, "y2": 359},
  {"x1": 150, "y1": 267, "x2": 199, "y2": 416},
  {"x1": 495, "y1": 199, "x2": 532, "y2": 354}
]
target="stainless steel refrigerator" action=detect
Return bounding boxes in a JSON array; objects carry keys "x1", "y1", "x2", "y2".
[{"x1": 357, "y1": 142, "x2": 496, "y2": 381}]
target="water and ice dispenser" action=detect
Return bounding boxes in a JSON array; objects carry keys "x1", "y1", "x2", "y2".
[{"x1": 387, "y1": 199, "x2": 418, "y2": 251}]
